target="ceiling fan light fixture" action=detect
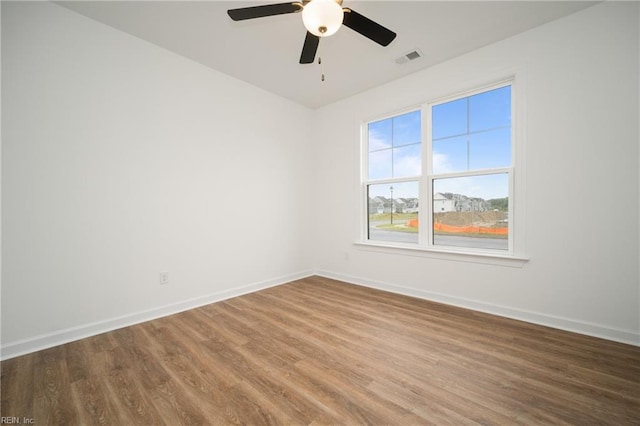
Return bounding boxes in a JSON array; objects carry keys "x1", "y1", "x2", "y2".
[{"x1": 302, "y1": 0, "x2": 344, "y2": 37}]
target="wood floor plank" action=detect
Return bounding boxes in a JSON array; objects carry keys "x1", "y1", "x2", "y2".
[
  {"x1": 144, "y1": 322, "x2": 254, "y2": 424},
  {"x1": 70, "y1": 374, "x2": 121, "y2": 425},
  {"x1": 104, "y1": 368, "x2": 165, "y2": 425},
  {"x1": 0, "y1": 353, "x2": 35, "y2": 419},
  {"x1": 2, "y1": 276, "x2": 640, "y2": 425},
  {"x1": 32, "y1": 346, "x2": 78, "y2": 425}
]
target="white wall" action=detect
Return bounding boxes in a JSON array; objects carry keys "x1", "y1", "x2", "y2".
[
  {"x1": 1, "y1": 2, "x2": 314, "y2": 357},
  {"x1": 313, "y1": 2, "x2": 640, "y2": 345}
]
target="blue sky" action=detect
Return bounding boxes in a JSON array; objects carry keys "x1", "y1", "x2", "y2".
[{"x1": 368, "y1": 85, "x2": 511, "y2": 200}]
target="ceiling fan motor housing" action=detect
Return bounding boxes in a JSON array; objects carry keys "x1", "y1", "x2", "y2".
[{"x1": 302, "y1": 0, "x2": 344, "y2": 37}]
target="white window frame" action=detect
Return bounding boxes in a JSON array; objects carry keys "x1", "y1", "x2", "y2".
[
  {"x1": 361, "y1": 106, "x2": 422, "y2": 242},
  {"x1": 358, "y1": 77, "x2": 527, "y2": 267}
]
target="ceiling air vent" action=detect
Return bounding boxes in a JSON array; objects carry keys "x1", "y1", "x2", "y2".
[{"x1": 395, "y1": 49, "x2": 423, "y2": 65}]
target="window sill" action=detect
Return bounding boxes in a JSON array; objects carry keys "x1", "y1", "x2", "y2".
[{"x1": 354, "y1": 241, "x2": 528, "y2": 268}]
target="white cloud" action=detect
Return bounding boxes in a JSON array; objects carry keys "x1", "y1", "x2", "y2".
[
  {"x1": 368, "y1": 130, "x2": 391, "y2": 152},
  {"x1": 432, "y1": 152, "x2": 453, "y2": 174},
  {"x1": 394, "y1": 155, "x2": 421, "y2": 177}
]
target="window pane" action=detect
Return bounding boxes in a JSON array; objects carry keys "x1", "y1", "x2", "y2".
[
  {"x1": 432, "y1": 135, "x2": 468, "y2": 174},
  {"x1": 469, "y1": 86, "x2": 511, "y2": 133},
  {"x1": 432, "y1": 98, "x2": 466, "y2": 140},
  {"x1": 432, "y1": 173, "x2": 508, "y2": 250},
  {"x1": 368, "y1": 181, "x2": 419, "y2": 244},
  {"x1": 368, "y1": 110, "x2": 421, "y2": 180},
  {"x1": 432, "y1": 85, "x2": 511, "y2": 174},
  {"x1": 469, "y1": 128, "x2": 511, "y2": 170},
  {"x1": 368, "y1": 149, "x2": 392, "y2": 180},
  {"x1": 393, "y1": 110, "x2": 421, "y2": 146},
  {"x1": 368, "y1": 118, "x2": 392, "y2": 151},
  {"x1": 393, "y1": 144, "x2": 421, "y2": 177}
]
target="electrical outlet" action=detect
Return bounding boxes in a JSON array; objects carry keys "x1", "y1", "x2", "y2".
[{"x1": 159, "y1": 271, "x2": 169, "y2": 285}]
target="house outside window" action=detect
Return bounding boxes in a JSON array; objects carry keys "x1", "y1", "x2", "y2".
[{"x1": 362, "y1": 80, "x2": 519, "y2": 256}]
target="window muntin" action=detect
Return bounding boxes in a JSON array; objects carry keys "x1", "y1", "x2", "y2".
[{"x1": 363, "y1": 82, "x2": 514, "y2": 254}]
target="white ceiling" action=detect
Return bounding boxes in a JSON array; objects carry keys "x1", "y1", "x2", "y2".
[{"x1": 57, "y1": 1, "x2": 598, "y2": 109}]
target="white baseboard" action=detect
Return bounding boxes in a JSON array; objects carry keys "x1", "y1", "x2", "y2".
[
  {"x1": 0, "y1": 270, "x2": 314, "y2": 360},
  {"x1": 315, "y1": 270, "x2": 640, "y2": 347},
  {"x1": 4, "y1": 269, "x2": 637, "y2": 360}
]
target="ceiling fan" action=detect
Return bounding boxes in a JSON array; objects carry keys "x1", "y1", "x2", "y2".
[{"x1": 227, "y1": 0, "x2": 397, "y2": 64}]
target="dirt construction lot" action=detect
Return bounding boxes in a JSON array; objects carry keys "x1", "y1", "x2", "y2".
[{"x1": 434, "y1": 211, "x2": 507, "y2": 227}]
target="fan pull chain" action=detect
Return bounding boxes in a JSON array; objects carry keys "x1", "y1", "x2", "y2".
[{"x1": 317, "y1": 42, "x2": 325, "y2": 81}]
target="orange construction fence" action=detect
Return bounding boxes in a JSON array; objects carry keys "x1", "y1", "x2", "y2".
[{"x1": 406, "y1": 219, "x2": 508, "y2": 235}]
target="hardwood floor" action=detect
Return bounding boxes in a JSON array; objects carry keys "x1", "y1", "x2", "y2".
[{"x1": 2, "y1": 276, "x2": 639, "y2": 425}]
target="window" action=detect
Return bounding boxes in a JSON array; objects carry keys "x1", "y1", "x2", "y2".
[
  {"x1": 363, "y1": 81, "x2": 517, "y2": 255},
  {"x1": 366, "y1": 110, "x2": 421, "y2": 244}
]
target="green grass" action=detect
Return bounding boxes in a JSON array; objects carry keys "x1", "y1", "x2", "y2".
[
  {"x1": 376, "y1": 224, "x2": 419, "y2": 233},
  {"x1": 369, "y1": 213, "x2": 417, "y2": 222}
]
